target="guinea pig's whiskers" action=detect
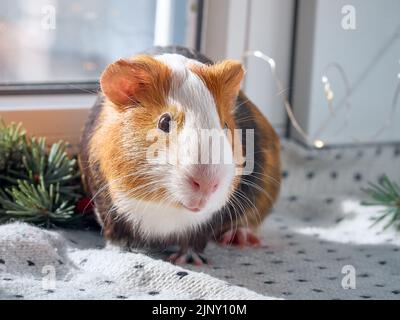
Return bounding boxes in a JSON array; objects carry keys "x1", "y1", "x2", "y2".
[
  {"x1": 241, "y1": 178, "x2": 273, "y2": 205},
  {"x1": 216, "y1": 204, "x2": 226, "y2": 237},
  {"x1": 101, "y1": 176, "x2": 160, "y2": 228},
  {"x1": 229, "y1": 196, "x2": 243, "y2": 244},
  {"x1": 230, "y1": 197, "x2": 243, "y2": 236},
  {"x1": 252, "y1": 162, "x2": 281, "y2": 187},
  {"x1": 124, "y1": 180, "x2": 161, "y2": 202},
  {"x1": 227, "y1": 195, "x2": 240, "y2": 232},
  {"x1": 123, "y1": 183, "x2": 169, "y2": 220},
  {"x1": 248, "y1": 172, "x2": 281, "y2": 188},
  {"x1": 227, "y1": 201, "x2": 236, "y2": 241},
  {"x1": 235, "y1": 188, "x2": 262, "y2": 228},
  {"x1": 253, "y1": 171, "x2": 281, "y2": 188},
  {"x1": 221, "y1": 199, "x2": 235, "y2": 243},
  {"x1": 204, "y1": 216, "x2": 218, "y2": 243},
  {"x1": 234, "y1": 188, "x2": 255, "y2": 218},
  {"x1": 84, "y1": 171, "x2": 143, "y2": 213},
  {"x1": 234, "y1": 191, "x2": 254, "y2": 230},
  {"x1": 235, "y1": 115, "x2": 256, "y2": 123},
  {"x1": 102, "y1": 203, "x2": 121, "y2": 234},
  {"x1": 232, "y1": 98, "x2": 250, "y2": 114}
]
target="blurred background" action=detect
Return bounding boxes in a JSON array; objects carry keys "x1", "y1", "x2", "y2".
[{"x1": 0, "y1": 0, "x2": 399, "y2": 147}]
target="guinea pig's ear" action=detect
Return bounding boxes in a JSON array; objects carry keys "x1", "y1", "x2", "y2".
[
  {"x1": 191, "y1": 60, "x2": 245, "y2": 109},
  {"x1": 100, "y1": 56, "x2": 171, "y2": 110}
]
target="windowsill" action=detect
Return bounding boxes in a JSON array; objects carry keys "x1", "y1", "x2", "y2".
[
  {"x1": 0, "y1": 94, "x2": 96, "y2": 150},
  {"x1": 0, "y1": 94, "x2": 96, "y2": 111}
]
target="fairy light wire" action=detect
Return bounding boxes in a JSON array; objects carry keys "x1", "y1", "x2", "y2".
[
  {"x1": 317, "y1": 62, "x2": 351, "y2": 138},
  {"x1": 242, "y1": 50, "x2": 400, "y2": 149},
  {"x1": 319, "y1": 62, "x2": 400, "y2": 143},
  {"x1": 242, "y1": 50, "x2": 318, "y2": 147}
]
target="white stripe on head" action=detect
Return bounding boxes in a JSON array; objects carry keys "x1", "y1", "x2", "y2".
[{"x1": 155, "y1": 54, "x2": 221, "y2": 130}]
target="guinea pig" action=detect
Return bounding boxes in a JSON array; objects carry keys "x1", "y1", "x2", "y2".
[{"x1": 79, "y1": 46, "x2": 281, "y2": 265}]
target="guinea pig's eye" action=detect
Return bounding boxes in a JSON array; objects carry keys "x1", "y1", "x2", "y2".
[{"x1": 158, "y1": 113, "x2": 172, "y2": 133}]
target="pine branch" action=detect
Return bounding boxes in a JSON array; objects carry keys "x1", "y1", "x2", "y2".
[
  {"x1": 0, "y1": 180, "x2": 76, "y2": 228},
  {"x1": 0, "y1": 119, "x2": 93, "y2": 229},
  {"x1": 19, "y1": 138, "x2": 81, "y2": 198},
  {"x1": 0, "y1": 120, "x2": 26, "y2": 175},
  {"x1": 362, "y1": 175, "x2": 400, "y2": 230}
]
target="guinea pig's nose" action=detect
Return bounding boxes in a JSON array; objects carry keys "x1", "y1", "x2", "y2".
[{"x1": 189, "y1": 176, "x2": 219, "y2": 194}]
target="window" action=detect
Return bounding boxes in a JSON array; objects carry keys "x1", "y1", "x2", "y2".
[{"x1": 0, "y1": 0, "x2": 199, "y2": 93}]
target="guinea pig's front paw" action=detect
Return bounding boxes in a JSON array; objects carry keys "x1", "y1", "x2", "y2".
[
  {"x1": 167, "y1": 249, "x2": 208, "y2": 266},
  {"x1": 218, "y1": 227, "x2": 261, "y2": 247}
]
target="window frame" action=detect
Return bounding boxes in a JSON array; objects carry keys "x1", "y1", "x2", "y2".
[
  {"x1": 0, "y1": 0, "x2": 203, "y2": 96},
  {"x1": 0, "y1": 81, "x2": 99, "y2": 95},
  {"x1": 0, "y1": 0, "x2": 204, "y2": 147}
]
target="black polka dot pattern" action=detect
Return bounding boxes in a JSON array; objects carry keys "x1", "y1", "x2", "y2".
[
  {"x1": 330, "y1": 172, "x2": 338, "y2": 179},
  {"x1": 176, "y1": 271, "x2": 189, "y2": 279},
  {"x1": 306, "y1": 172, "x2": 315, "y2": 179},
  {"x1": 181, "y1": 141, "x2": 400, "y2": 300},
  {"x1": 27, "y1": 260, "x2": 35, "y2": 266}
]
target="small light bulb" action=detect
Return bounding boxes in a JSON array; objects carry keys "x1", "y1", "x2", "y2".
[
  {"x1": 325, "y1": 89, "x2": 334, "y2": 101},
  {"x1": 268, "y1": 58, "x2": 276, "y2": 69},
  {"x1": 254, "y1": 51, "x2": 263, "y2": 58},
  {"x1": 314, "y1": 140, "x2": 325, "y2": 149}
]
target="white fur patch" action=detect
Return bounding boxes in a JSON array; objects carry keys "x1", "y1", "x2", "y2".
[
  {"x1": 114, "y1": 191, "x2": 214, "y2": 238},
  {"x1": 155, "y1": 54, "x2": 221, "y2": 130}
]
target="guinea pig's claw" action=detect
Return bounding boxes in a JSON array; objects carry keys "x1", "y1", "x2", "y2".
[
  {"x1": 218, "y1": 227, "x2": 261, "y2": 247},
  {"x1": 167, "y1": 251, "x2": 208, "y2": 266}
]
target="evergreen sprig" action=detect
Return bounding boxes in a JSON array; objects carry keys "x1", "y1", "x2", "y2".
[
  {"x1": 0, "y1": 119, "x2": 90, "y2": 228},
  {"x1": 0, "y1": 180, "x2": 76, "y2": 228},
  {"x1": 362, "y1": 175, "x2": 400, "y2": 230},
  {"x1": 0, "y1": 120, "x2": 25, "y2": 173}
]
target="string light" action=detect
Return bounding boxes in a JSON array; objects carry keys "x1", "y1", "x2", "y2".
[
  {"x1": 242, "y1": 51, "x2": 312, "y2": 146},
  {"x1": 313, "y1": 140, "x2": 325, "y2": 149},
  {"x1": 242, "y1": 51, "x2": 400, "y2": 149},
  {"x1": 322, "y1": 76, "x2": 334, "y2": 102}
]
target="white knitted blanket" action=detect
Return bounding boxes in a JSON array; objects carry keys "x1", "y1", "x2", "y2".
[
  {"x1": 0, "y1": 222, "x2": 268, "y2": 300},
  {"x1": 1, "y1": 140, "x2": 399, "y2": 300}
]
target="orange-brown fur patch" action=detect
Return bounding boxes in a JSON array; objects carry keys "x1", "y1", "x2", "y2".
[
  {"x1": 92, "y1": 56, "x2": 180, "y2": 205},
  {"x1": 100, "y1": 55, "x2": 172, "y2": 110}
]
